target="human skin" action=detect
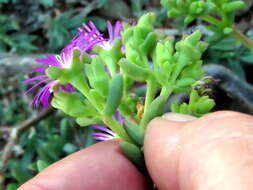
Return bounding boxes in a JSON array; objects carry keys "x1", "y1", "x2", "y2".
[{"x1": 18, "y1": 111, "x2": 253, "y2": 190}]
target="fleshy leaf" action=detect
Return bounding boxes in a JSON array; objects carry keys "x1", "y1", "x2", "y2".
[
  {"x1": 124, "y1": 121, "x2": 144, "y2": 146},
  {"x1": 104, "y1": 74, "x2": 124, "y2": 116},
  {"x1": 119, "y1": 141, "x2": 145, "y2": 169}
]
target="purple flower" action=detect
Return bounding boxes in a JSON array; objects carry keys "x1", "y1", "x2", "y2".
[
  {"x1": 91, "y1": 112, "x2": 124, "y2": 141},
  {"x1": 100, "y1": 21, "x2": 122, "y2": 50},
  {"x1": 91, "y1": 124, "x2": 116, "y2": 141},
  {"x1": 23, "y1": 21, "x2": 122, "y2": 108},
  {"x1": 22, "y1": 67, "x2": 75, "y2": 108}
]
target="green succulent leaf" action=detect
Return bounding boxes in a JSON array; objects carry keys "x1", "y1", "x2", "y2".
[
  {"x1": 141, "y1": 96, "x2": 166, "y2": 129},
  {"x1": 119, "y1": 141, "x2": 145, "y2": 169},
  {"x1": 119, "y1": 58, "x2": 151, "y2": 81},
  {"x1": 171, "y1": 89, "x2": 215, "y2": 117},
  {"x1": 104, "y1": 74, "x2": 124, "y2": 116},
  {"x1": 76, "y1": 117, "x2": 102, "y2": 126},
  {"x1": 124, "y1": 121, "x2": 145, "y2": 146},
  {"x1": 85, "y1": 56, "x2": 110, "y2": 96},
  {"x1": 51, "y1": 92, "x2": 97, "y2": 118}
]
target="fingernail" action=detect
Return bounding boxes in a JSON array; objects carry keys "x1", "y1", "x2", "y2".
[{"x1": 162, "y1": 112, "x2": 196, "y2": 122}]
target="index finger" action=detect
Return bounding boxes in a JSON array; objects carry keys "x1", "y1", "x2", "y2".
[{"x1": 18, "y1": 140, "x2": 149, "y2": 190}]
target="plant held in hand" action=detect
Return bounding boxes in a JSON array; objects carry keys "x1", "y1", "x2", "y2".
[{"x1": 24, "y1": 13, "x2": 215, "y2": 170}]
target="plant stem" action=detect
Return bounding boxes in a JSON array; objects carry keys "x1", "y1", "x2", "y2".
[
  {"x1": 143, "y1": 80, "x2": 157, "y2": 113},
  {"x1": 140, "y1": 86, "x2": 173, "y2": 129},
  {"x1": 201, "y1": 15, "x2": 220, "y2": 26},
  {"x1": 232, "y1": 26, "x2": 253, "y2": 52},
  {"x1": 160, "y1": 86, "x2": 173, "y2": 100},
  {"x1": 104, "y1": 116, "x2": 133, "y2": 142},
  {"x1": 71, "y1": 74, "x2": 102, "y2": 113}
]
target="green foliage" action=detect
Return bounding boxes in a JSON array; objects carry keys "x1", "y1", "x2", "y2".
[
  {"x1": 6, "y1": 115, "x2": 95, "y2": 187},
  {"x1": 2, "y1": 0, "x2": 230, "y2": 187},
  {"x1": 160, "y1": 0, "x2": 253, "y2": 90},
  {"x1": 119, "y1": 141, "x2": 145, "y2": 169},
  {"x1": 46, "y1": 11, "x2": 84, "y2": 52},
  {"x1": 40, "y1": 0, "x2": 54, "y2": 7},
  {"x1": 0, "y1": 0, "x2": 168, "y2": 54},
  {"x1": 0, "y1": 0, "x2": 10, "y2": 4},
  {"x1": 160, "y1": 0, "x2": 253, "y2": 50},
  {"x1": 42, "y1": 14, "x2": 216, "y2": 172},
  {"x1": 52, "y1": 92, "x2": 96, "y2": 118},
  {"x1": 0, "y1": 15, "x2": 37, "y2": 52},
  {"x1": 85, "y1": 56, "x2": 110, "y2": 96},
  {"x1": 172, "y1": 88, "x2": 215, "y2": 117},
  {"x1": 6, "y1": 183, "x2": 19, "y2": 190},
  {"x1": 36, "y1": 160, "x2": 50, "y2": 172},
  {"x1": 161, "y1": 0, "x2": 216, "y2": 23},
  {"x1": 161, "y1": 0, "x2": 245, "y2": 28},
  {"x1": 97, "y1": 0, "x2": 108, "y2": 8},
  {"x1": 124, "y1": 121, "x2": 144, "y2": 146},
  {"x1": 0, "y1": 1, "x2": 111, "y2": 53},
  {"x1": 204, "y1": 35, "x2": 253, "y2": 80},
  {"x1": 104, "y1": 74, "x2": 124, "y2": 116},
  {"x1": 47, "y1": 13, "x2": 214, "y2": 146},
  {"x1": 1, "y1": 74, "x2": 96, "y2": 188}
]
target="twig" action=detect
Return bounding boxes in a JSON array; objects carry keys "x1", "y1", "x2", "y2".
[
  {"x1": 0, "y1": 107, "x2": 53, "y2": 190},
  {"x1": 0, "y1": 127, "x2": 10, "y2": 135},
  {"x1": 232, "y1": 26, "x2": 253, "y2": 52}
]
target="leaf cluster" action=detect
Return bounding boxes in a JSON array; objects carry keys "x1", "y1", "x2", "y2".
[
  {"x1": 47, "y1": 13, "x2": 215, "y2": 147},
  {"x1": 161, "y1": 0, "x2": 248, "y2": 43}
]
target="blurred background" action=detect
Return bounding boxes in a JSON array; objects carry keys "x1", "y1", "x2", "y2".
[{"x1": 0, "y1": 0, "x2": 253, "y2": 189}]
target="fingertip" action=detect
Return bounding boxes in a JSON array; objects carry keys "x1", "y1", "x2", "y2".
[
  {"x1": 144, "y1": 116, "x2": 189, "y2": 190},
  {"x1": 162, "y1": 113, "x2": 196, "y2": 122},
  {"x1": 18, "y1": 141, "x2": 148, "y2": 190}
]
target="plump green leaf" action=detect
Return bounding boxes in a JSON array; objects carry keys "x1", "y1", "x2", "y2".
[
  {"x1": 104, "y1": 74, "x2": 124, "y2": 116},
  {"x1": 124, "y1": 121, "x2": 144, "y2": 146},
  {"x1": 119, "y1": 141, "x2": 145, "y2": 169}
]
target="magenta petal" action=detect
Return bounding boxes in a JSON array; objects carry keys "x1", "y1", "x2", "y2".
[
  {"x1": 92, "y1": 135, "x2": 112, "y2": 141},
  {"x1": 92, "y1": 132, "x2": 114, "y2": 141},
  {"x1": 30, "y1": 67, "x2": 47, "y2": 73},
  {"x1": 22, "y1": 75, "x2": 48, "y2": 83},
  {"x1": 36, "y1": 54, "x2": 61, "y2": 67},
  {"x1": 65, "y1": 83, "x2": 75, "y2": 92},
  {"x1": 82, "y1": 23, "x2": 92, "y2": 32},
  {"x1": 107, "y1": 21, "x2": 113, "y2": 41},
  {"x1": 71, "y1": 27, "x2": 105, "y2": 52},
  {"x1": 60, "y1": 83, "x2": 75, "y2": 92},
  {"x1": 26, "y1": 78, "x2": 51, "y2": 94},
  {"x1": 32, "y1": 80, "x2": 55, "y2": 108},
  {"x1": 114, "y1": 112, "x2": 124, "y2": 123},
  {"x1": 41, "y1": 89, "x2": 51, "y2": 108},
  {"x1": 59, "y1": 48, "x2": 73, "y2": 67},
  {"x1": 92, "y1": 132, "x2": 113, "y2": 138},
  {"x1": 89, "y1": 21, "x2": 102, "y2": 36},
  {"x1": 114, "y1": 21, "x2": 122, "y2": 39},
  {"x1": 91, "y1": 124, "x2": 115, "y2": 136}
]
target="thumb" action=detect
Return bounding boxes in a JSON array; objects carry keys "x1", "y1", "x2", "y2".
[
  {"x1": 144, "y1": 111, "x2": 253, "y2": 190},
  {"x1": 144, "y1": 113, "x2": 196, "y2": 190}
]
